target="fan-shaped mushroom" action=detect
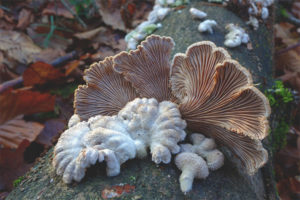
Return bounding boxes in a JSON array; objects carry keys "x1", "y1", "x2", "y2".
[
  {"x1": 170, "y1": 41, "x2": 270, "y2": 174},
  {"x1": 60, "y1": 34, "x2": 270, "y2": 184}
]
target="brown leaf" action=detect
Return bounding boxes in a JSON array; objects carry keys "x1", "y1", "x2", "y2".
[
  {"x1": 17, "y1": 8, "x2": 34, "y2": 30},
  {"x1": 23, "y1": 61, "x2": 64, "y2": 86},
  {"x1": 35, "y1": 119, "x2": 66, "y2": 147},
  {"x1": 32, "y1": 48, "x2": 66, "y2": 64},
  {"x1": 27, "y1": 27, "x2": 72, "y2": 50},
  {"x1": 290, "y1": 176, "x2": 300, "y2": 197},
  {"x1": 0, "y1": 115, "x2": 44, "y2": 149},
  {"x1": 0, "y1": 89, "x2": 55, "y2": 124},
  {"x1": 64, "y1": 60, "x2": 82, "y2": 76},
  {"x1": 0, "y1": 30, "x2": 41, "y2": 64},
  {"x1": 96, "y1": 0, "x2": 128, "y2": 31},
  {"x1": 275, "y1": 23, "x2": 299, "y2": 47},
  {"x1": 42, "y1": 2, "x2": 74, "y2": 19},
  {"x1": 0, "y1": 140, "x2": 33, "y2": 190},
  {"x1": 74, "y1": 27, "x2": 106, "y2": 39}
]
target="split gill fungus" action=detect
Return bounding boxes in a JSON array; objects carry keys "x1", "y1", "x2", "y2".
[{"x1": 54, "y1": 34, "x2": 270, "y2": 184}]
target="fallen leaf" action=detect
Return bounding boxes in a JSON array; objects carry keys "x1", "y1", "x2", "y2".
[
  {"x1": 275, "y1": 23, "x2": 299, "y2": 47},
  {"x1": 101, "y1": 184, "x2": 135, "y2": 199},
  {"x1": 32, "y1": 48, "x2": 66, "y2": 64},
  {"x1": 42, "y1": 1, "x2": 74, "y2": 19},
  {"x1": 17, "y1": 8, "x2": 34, "y2": 30},
  {"x1": 0, "y1": 30, "x2": 41, "y2": 64},
  {"x1": 74, "y1": 27, "x2": 106, "y2": 40},
  {"x1": 96, "y1": 0, "x2": 128, "y2": 31},
  {"x1": 0, "y1": 140, "x2": 33, "y2": 190},
  {"x1": 23, "y1": 61, "x2": 64, "y2": 86},
  {"x1": 64, "y1": 60, "x2": 82, "y2": 76},
  {"x1": 290, "y1": 176, "x2": 300, "y2": 197},
  {"x1": 0, "y1": 88, "x2": 55, "y2": 124},
  {"x1": 35, "y1": 118, "x2": 66, "y2": 147},
  {"x1": 27, "y1": 27, "x2": 72, "y2": 50},
  {"x1": 0, "y1": 115, "x2": 44, "y2": 149}
]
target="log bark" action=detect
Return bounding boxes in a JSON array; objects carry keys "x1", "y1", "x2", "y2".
[{"x1": 7, "y1": 1, "x2": 279, "y2": 199}]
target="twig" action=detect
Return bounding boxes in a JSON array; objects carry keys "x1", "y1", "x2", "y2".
[
  {"x1": 0, "y1": 77, "x2": 23, "y2": 94},
  {"x1": 276, "y1": 41, "x2": 300, "y2": 55},
  {"x1": 60, "y1": 0, "x2": 87, "y2": 29},
  {"x1": 0, "y1": 50, "x2": 78, "y2": 94},
  {"x1": 51, "y1": 50, "x2": 78, "y2": 67}
]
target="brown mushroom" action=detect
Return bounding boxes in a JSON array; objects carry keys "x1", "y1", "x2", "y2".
[
  {"x1": 74, "y1": 57, "x2": 138, "y2": 121},
  {"x1": 113, "y1": 35, "x2": 175, "y2": 102},
  {"x1": 170, "y1": 41, "x2": 270, "y2": 174}
]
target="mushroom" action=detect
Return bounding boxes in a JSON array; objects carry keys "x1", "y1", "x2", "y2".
[
  {"x1": 53, "y1": 98, "x2": 187, "y2": 183},
  {"x1": 175, "y1": 152, "x2": 209, "y2": 193},
  {"x1": 74, "y1": 57, "x2": 138, "y2": 121},
  {"x1": 224, "y1": 23, "x2": 249, "y2": 48},
  {"x1": 114, "y1": 35, "x2": 175, "y2": 102},
  {"x1": 180, "y1": 133, "x2": 224, "y2": 170},
  {"x1": 189, "y1": 8, "x2": 207, "y2": 19},
  {"x1": 67, "y1": 35, "x2": 270, "y2": 179},
  {"x1": 171, "y1": 40, "x2": 270, "y2": 174},
  {"x1": 198, "y1": 19, "x2": 217, "y2": 34}
]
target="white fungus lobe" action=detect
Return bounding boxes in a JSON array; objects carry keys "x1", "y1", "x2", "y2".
[
  {"x1": 53, "y1": 98, "x2": 186, "y2": 183},
  {"x1": 189, "y1": 8, "x2": 207, "y2": 19},
  {"x1": 175, "y1": 133, "x2": 224, "y2": 193},
  {"x1": 175, "y1": 152, "x2": 209, "y2": 193},
  {"x1": 198, "y1": 20, "x2": 217, "y2": 34},
  {"x1": 224, "y1": 23, "x2": 249, "y2": 48}
]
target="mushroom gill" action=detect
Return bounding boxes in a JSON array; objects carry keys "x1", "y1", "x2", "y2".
[
  {"x1": 113, "y1": 35, "x2": 175, "y2": 102},
  {"x1": 74, "y1": 57, "x2": 138, "y2": 121},
  {"x1": 170, "y1": 41, "x2": 270, "y2": 174}
]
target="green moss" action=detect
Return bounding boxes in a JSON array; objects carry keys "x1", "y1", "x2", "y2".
[
  {"x1": 13, "y1": 176, "x2": 25, "y2": 188},
  {"x1": 264, "y1": 80, "x2": 293, "y2": 107},
  {"x1": 272, "y1": 120, "x2": 290, "y2": 152},
  {"x1": 265, "y1": 81, "x2": 294, "y2": 152}
]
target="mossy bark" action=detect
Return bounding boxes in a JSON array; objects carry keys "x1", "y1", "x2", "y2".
[{"x1": 7, "y1": 1, "x2": 279, "y2": 199}]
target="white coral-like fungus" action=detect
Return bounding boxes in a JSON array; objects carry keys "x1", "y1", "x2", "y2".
[
  {"x1": 53, "y1": 98, "x2": 186, "y2": 183},
  {"x1": 224, "y1": 23, "x2": 249, "y2": 48},
  {"x1": 198, "y1": 19, "x2": 217, "y2": 34},
  {"x1": 189, "y1": 8, "x2": 207, "y2": 19},
  {"x1": 175, "y1": 152, "x2": 209, "y2": 193},
  {"x1": 175, "y1": 133, "x2": 224, "y2": 193},
  {"x1": 180, "y1": 133, "x2": 224, "y2": 170}
]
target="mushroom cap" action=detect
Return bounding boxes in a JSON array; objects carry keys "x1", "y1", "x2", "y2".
[
  {"x1": 170, "y1": 40, "x2": 270, "y2": 174},
  {"x1": 114, "y1": 35, "x2": 176, "y2": 102},
  {"x1": 175, "y1": 152, "x2": 209, "y2": 179},
  {"x1": 74, "y1": 57, "x2": 138, "y2": 121}
]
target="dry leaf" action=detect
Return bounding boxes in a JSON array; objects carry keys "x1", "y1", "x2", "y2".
[
  {"x1": 0, "y1": 89, "x2": 55, "y2": 124},
  {"x1": 0, "y1": 30, "x2": 41, "y2": 64},
  {"x1": 17, "y1": 8, "x2": 34, "y2": 30},
  {"x1": 74, "y1": 27, "x2": 106, "y2": 39},
  {"x1": 36, "y1": 118, "x2": 66, "y2": 147},
  {"x1": 23, "y1": 61, "x2": 64, "y2": 86},
  {"x1": 275, "y1": 23, "x2": 299, "y2": 47},
  {"x1": 64, "y1": 60, "x2": 82, "y2": 76},
  {"x1": 32, "y1": 48, "x2": 66, "y2": 64},
  {"x1": 0, "y1": 140, "x2": 33, "y2": 190},
  {"x1": 42, "y1": 1, "x2": 74, "y2": 19},
  {"x1": 96, "y1": 0, "x2": 128, "y2": 31},
  {"x1": 0, "y1": 115, "x2": 44, "y2": 149}
]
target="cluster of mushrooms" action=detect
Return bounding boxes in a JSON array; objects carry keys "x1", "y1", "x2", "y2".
[{"x1": 53, "y1": 35, "x2": 270, "y2": 193}]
